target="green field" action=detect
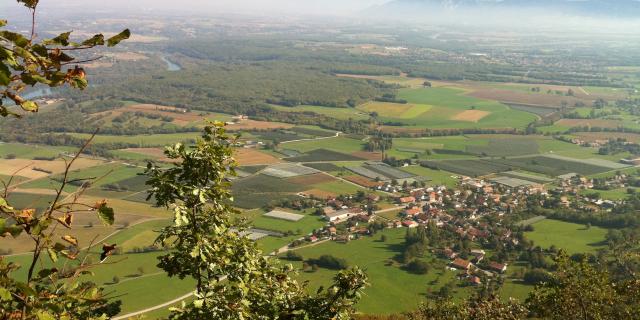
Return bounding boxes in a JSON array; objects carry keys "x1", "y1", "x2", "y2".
[
  {"x1": 0, "y1": 143, "x2": 75, "y2": 159},
  {"x1": 525, "y1": 219, "x2": 607, "y2": 254},
  {"x1": 4, "y1": 219, "x2": 197, "y2": 315},
  {"x1": 400, "y1": 165, "x2": 458, "y2": 187},
  {"x1": 20, "y1": 162, "x2": 143, "y2": 192},
  {"x1": 56, "y1": 132, "x2": 201, "y2": 146},
  {"x1": 287, "y1": 228, "x2": 468, "y2": 314},
  {"x1": 369, "y1": 87, "x2": 539, "y2": 129},
  {"x1": 282, "y1": 136, "x2": 365, "y2": 154},
  {"x1": 271, "y1": 104, "x2": 369, "y2": 121}
]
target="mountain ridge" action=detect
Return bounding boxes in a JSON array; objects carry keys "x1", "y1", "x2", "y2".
[{"x1": 375, "y1": 0, "x2": 640, "y2": 18}]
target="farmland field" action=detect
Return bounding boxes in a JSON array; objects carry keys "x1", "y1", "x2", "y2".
[
  {"x1": 282, "y1": 136, "x2": 366, "y2": 154},
  {"x1": 58, "y1": 132, "x2": 202, "y2": 146},
  {"x1": 270, "y1": 104, "x2": 369, "y2": 121},
  {"x1": 287, "y1": 228, "x2": 467, "y2": 314},
  {"x1": 235, "y1": 148, "x2": 282, "y2": 165},
  {"x1": 421, "y1": 159, "x2": 512, "y2": 177},
  {"x1": 286, "y1": 149, "x2": 365, "y2": 162},
  {"x1": 358, "y1": 101, "x2": 432, "y2": 119},
  {"x1": 525, "y1": 219, "x2": 607, "y2": 254}
]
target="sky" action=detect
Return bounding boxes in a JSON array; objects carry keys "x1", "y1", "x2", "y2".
[{"x1": 1, "y1": 0, "x2": 389, "y2": 16}]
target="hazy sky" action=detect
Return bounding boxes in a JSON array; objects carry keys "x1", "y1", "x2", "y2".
[{"x1": 2, "y1": 0, "x2": 389, "y2": 16}]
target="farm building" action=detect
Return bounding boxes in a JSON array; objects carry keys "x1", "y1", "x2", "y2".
[
  {"x1": 325, "y1": 208, "x2": 366, "y2": 222},
  {"x1": 264, "y1": 210, "x2": 304, "y2": 222}
]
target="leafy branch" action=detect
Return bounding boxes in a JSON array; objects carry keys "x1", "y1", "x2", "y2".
[{"x1": 0, "y1": 0, "x2": 130, "y2": 117}]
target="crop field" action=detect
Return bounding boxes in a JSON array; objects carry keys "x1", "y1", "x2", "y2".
[
  {"x1": 422, "y1": 160, "x2": 512, "y2": 177},
  {"x1": 507, "y1": 103, "x2": 558, "y2": 116},
  {"x1": 358, "y1": 101, "x2": 432, "y2": 119},
  {"x1": 393, "y1": 87, "x2": 538, "y2": 129},
  {"x1": 225, "y1": 119, "x2": 295, "y2": 131},
  {"x1": 290, "y1": 126, "x2": 338, "y2": 137},
  {"x1": 288, "y1": 228, "x2": 466, "y2": 314},
  {"x1": 252, "y1": 130, "x2": 303, "y2": 142},
  {"x1": 494, "y1": 156, "x2": 618, "y2": 176},
  {"x1": 311, "y1": 180, "x2": 363, "y2": 195},
  {"x1": 501, "y1": 171, "x2": 554, "y2": 184},
  {"x1": 343, "y1": 175, "x2": 383, "y2": 188},
  {"x1": 235, "y1": 148, "x2": 282, "y2": 165},
  {"x1": 467, "y1": 87, "x2": 590, "y2": 108},
  {"x1": 0, "y1": 143, "x2": 76, "y2": 159},
  {"x1": 282, "y1": 136, "x2": 366, "y2": 154},
  {"x1": 465, "y1": 138, "x2": 539, "y2": 157},
  {"x1": 286, "y1": 172, "x2": 336, "y2": 186},
  {"x1": 60, "y1": 132, "x2": 201, "y2": 146},
  {"x1": 270, "y1": 104, "x2": 369, "y2": 121},
  {"x1": 0, "y1": 157, "x2": 106, "y2": 181},
  {"x1": 525, "y1": 219, "x2": 607, "y2": 254},
  {"x1": 233, "y1": 174, "x2": 307, "y2": 193},
  {"x1": 364, "y1": 163, "x2": 415, "y2": 179},
  {"x1": 555, "y1": 119, "x2": 624, "y2": 129},
  {"x1": 400, "y1": 165, "x2": 458, "y2": 187},
  {"x1": 573, "y1": 132, "x2": 640, "y2": 143},
  {"x1": 231, "y1": 174, "x2": 308, "y2": 208},
  {"x1": 450, "y1": 109, "x2": 490, "y2": 122},
  {"x1": 20, "y1": 162, "x2": 143, "y2": 192},
  {"x1": 285, "y1": 149, "x2": 364, "y2": 162},
  {"x1": 302, "y1": 163, "x2": 343, "y2": 172},
  {"x1": 3, "y1": 219, "x2": 199, "y2": 315},
  {"x1": 347, "y1": 166, "x2": 389, "y2": 180},
  {"x1": 93, "y1": 103, "x2": 224, "y2": 126}
]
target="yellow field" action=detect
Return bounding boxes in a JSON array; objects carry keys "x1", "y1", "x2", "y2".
[
  {"x1": 0, "y1": 158, "x2": 106, "y2": 180},
  {"x1": 358, "y1": 101, "x2": 431, "y2": 119},
  {"x1": 451, "y1": 110, "x2": 490, "y2": 122}
]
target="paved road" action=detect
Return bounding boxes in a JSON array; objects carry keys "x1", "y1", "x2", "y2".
[{"x1": 112, "y1": 291, "x2": 195, "y2": 320}]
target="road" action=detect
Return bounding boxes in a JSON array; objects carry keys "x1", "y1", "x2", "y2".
[
  {"x1": 279, "y1": 131, "x2": 342, "y2": 145},
  {"x1": 112, "y1": 291, "x2": 195, "y2": 320}
]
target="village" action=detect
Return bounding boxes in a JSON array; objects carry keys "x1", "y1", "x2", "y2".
[{"x1": 269, "y1": 168, "x2": 635, "y2": 286}]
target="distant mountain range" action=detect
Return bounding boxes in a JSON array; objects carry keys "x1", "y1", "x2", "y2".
[{"x1": 373, "y1": 0, "x2": 640, "y2": 18}]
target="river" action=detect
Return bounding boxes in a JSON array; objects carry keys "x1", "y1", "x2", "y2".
[{"x1": 161, "y1": 56, "x2": 181, "y2": 71}]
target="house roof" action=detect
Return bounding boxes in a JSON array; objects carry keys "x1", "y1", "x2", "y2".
[
  {"x1": 451, "y1": 258, "x2": 471, "y2": 269},
  {"x1": 489, "y1": 262, "x2": 507, "y2": 271},
  {"x1": 399, "y1": 196, "x2": 416, "y2": 203}
]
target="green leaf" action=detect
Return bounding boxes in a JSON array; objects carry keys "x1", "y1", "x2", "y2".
[
  {"x1": 0, "y1": 287, "x2": 11, "y2": 301},
  {"x1": 81, "y1": 34, "x2": 105, "y2": 47},
  {"x1": 97, "y1": 205, "x2": 114, "y2": 225},
  {"x1": 0, "y1": 198, "x2": 14, "y2": 213},
  {"x1": 47, "y1": 248, "x2": 58, "y2": 263},
  {"x1": 20, "y1": 100, "x2": 39, "y2": 112},
  {"x1": 0, "y1": 31, "x2": 30, "y2": 48},
  {"x1": 36, "y1": 311, "x2": 56, "y2": 320},
  {"x1": 107, "y1": 29, "x2": 131, "y2": 47},
  {"x1": 48, "y1": 31, "x2": 72, "y2": 46},
  {"x1": 0, "y1": 218, "x2": 22, "y2": 238},
  {"x1": 0, "y1": 20, "x2": 7, "y2": 28},
  {"x1": 0, "y1": 62, "x2": 11, "y2": 87}
]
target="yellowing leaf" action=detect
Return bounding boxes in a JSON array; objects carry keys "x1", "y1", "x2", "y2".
[{"x1": 62, "y1": 235, "x2": 78, "y2": 246}]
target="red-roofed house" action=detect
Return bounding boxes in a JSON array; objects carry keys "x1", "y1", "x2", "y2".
[
  {"x1": 404, "y1": 207, "x2": 422, "y2": 217},
  {"x1": 451, "y1": 258, "x2": 471, "y2": 270},
  {"x1": 398, "y1": 196, "x2": 416, "y2": 204},
  {"x1": 402, "y1": 220, "x2": 419, "y2": 228},
  {"x1": 488, "y1": 262, "x2": 507, "y2": 273}
]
